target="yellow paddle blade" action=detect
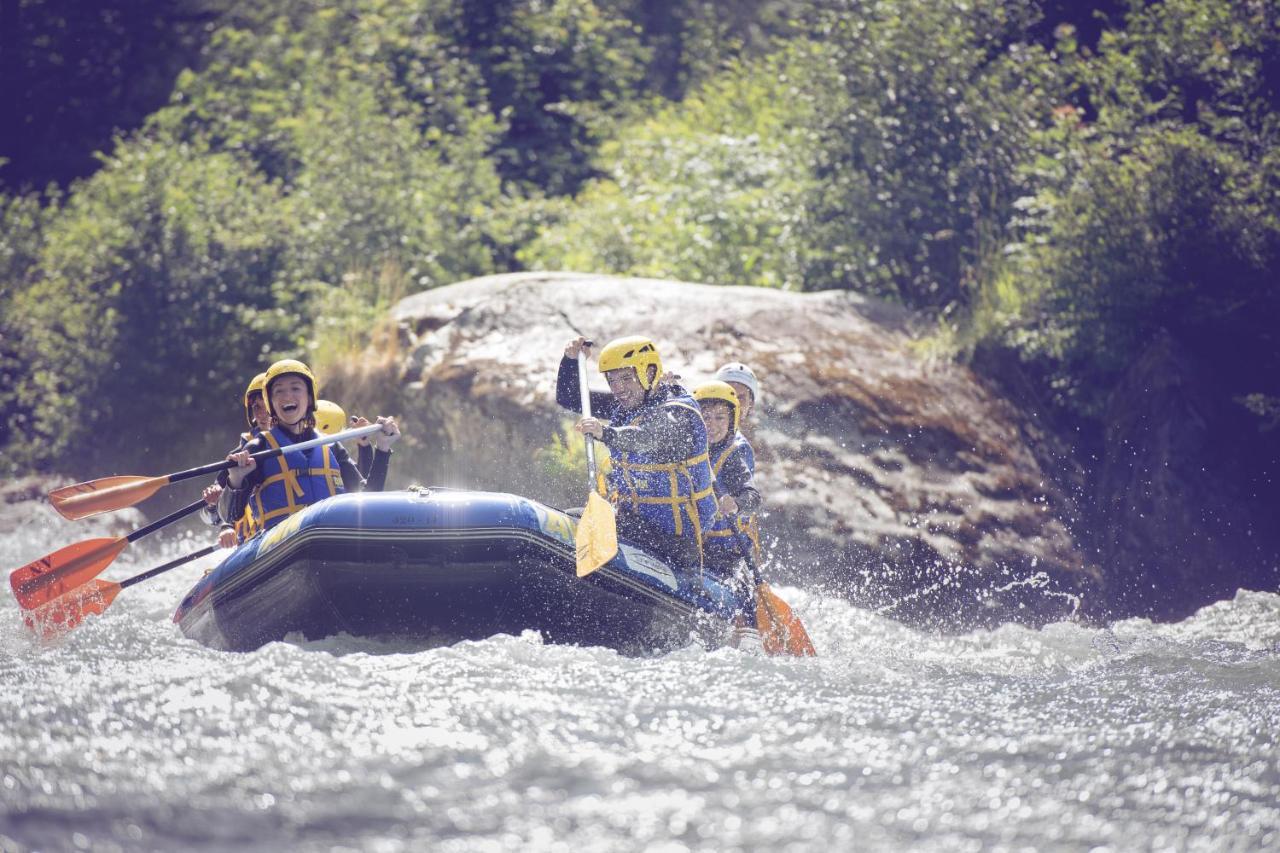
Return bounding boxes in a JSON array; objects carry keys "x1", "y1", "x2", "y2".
[
  {"x1": 575, "y1": 491, "x2": 618, "y2": 577},
  {"x1": 48, "y1": 475, "x2": 170, "y2": 520},
  {"x1": 756, "y1": 582, "x2": 817, "y2": 657}
]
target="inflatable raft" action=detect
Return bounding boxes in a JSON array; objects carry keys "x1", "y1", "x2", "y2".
[{"x1": 173, "y1": 488, "x2": 747, "y2": 652}]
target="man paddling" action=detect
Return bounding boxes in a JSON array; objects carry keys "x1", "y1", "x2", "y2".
[{"x1": 556, "y1": 336, "x2": 717, "y2": 570}]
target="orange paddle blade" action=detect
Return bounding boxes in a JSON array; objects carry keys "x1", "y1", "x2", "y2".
[
  {"x1": 49, "y1": 475, "x2": 170, "y2": 520},
  {"x1": 576, "y1": 491, "x2": 618, "y2": 577},
  {"x1": 756, "y1": 583, "x2": 816, "y2": 657},
  {"x1": 10, "y1": 537, "x2": 128, "y2": 609},
  {"x1": 23, "y1": 580, "x2": 122, "y2": 639}
]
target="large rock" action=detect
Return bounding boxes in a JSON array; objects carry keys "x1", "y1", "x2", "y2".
[{"x1": 325, "y1": 272, "x2": 1101, "y2": 629}]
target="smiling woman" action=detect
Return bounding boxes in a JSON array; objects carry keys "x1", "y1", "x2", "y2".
[{"x1": 218, "y1": 359, "x2": 402, "y2": 537}]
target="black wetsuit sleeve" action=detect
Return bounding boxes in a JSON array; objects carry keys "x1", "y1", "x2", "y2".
[
  {"x1": 219, "y1": 436, "x2": 268, "y2": 523},
  {"x1": 714, "y1": 446, "x2": 762, "y2": 514},
  {"x1": 200, "y1": 500, "x2": 223, "y2": 526},
  {"x1": 556, "y1": 356, "x2": 617, "y2": 419},
  {"x1": 333, "y1": 443, "x2": 364, "y2": 492},
  {"x1": 334, "y1": 441, "x2": 392, "y2": 492},
  {"x1": 332, "y1": 438, "x2": 386, "y2": 491},
  {"x1": 601, "y1": 401, "x2": 703, "y2": 462},
  {"x1": 357, "y1": 443, "x2": 374, "y2": 479},
  {"x1": 364, "y1": 449, "x2": 392, "y2": 492}
]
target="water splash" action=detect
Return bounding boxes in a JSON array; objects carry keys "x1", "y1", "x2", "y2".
[{"x1": 2, "y1": 515, "x2": 1279, "y2": 851}]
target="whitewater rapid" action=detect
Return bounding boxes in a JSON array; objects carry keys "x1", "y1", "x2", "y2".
[{"x1": 2, "y1": 506, "x2": 1278, "y2": 852}]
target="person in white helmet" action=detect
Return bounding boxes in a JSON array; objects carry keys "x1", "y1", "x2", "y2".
[{"x1": 713, "y1": 363, "x2": 760, "y2": 432}]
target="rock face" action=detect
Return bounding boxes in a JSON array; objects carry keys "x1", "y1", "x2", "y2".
[
  {"x1": 1093, "y1": 330, "x2": 1280, "y2": 621},
  {"x1": 326, "y1": 272, "x2": 1101, "y2": 629}
]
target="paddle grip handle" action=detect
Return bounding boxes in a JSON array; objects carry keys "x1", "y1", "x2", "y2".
[{"x1": 120, "y1": 544, "x2": 219, "y2": 590}]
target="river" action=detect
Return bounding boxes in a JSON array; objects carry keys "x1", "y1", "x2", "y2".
[{"x1": 2, "y1": 506, "x2": 1278, "y2": 852}]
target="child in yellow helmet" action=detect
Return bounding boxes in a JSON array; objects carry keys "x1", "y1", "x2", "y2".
[
  {"x1": 201, "y1": 372, "x2": 275, "y2": 548},
  {"x1": 694, "y1": 381, "x2": 762, "y2": 606},
  {"x1": 694, "y1": 381, "x2": 761, "y2": 544}
]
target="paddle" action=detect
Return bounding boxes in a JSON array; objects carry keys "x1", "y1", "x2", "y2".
[
  {"x1": 10, "y1": 498, "x2": 206, "y2": 610},
  {"x1": 575, "y1": 349, "x2": 618, "y2": 577},
  {"x1": 48, "y1": 423, "x2": 384, "y2": 520},
  {"x1": 741, "y1": 543, "x2": 816, "y2": 657},
  {"x1": 22, "y1": 544, "x2": 218, "y2": 639}
]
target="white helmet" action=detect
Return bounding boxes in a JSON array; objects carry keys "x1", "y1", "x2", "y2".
[{"x1": 713, "y1": 362, "x2": 760, "y2": 405}]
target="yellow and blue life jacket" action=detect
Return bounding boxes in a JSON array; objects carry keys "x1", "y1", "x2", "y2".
[
  {"x1": 250, "y1": 427, "x2": 344, "y2": 531},
  {"x1": 606, "y1": 393, "x2": 719, "y2": 560},
  {"x1": 703, "y1": 434, "x2": 761, "y2": 563}
]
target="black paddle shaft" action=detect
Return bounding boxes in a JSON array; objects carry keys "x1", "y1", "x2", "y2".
[
  {"x1": 124, "y1": 500, "x2": 206, "y2": 544},
  {"x1": 165, "y1": 445, "x2": 293, "y2": 485},
  {"x1": 119, "y1": 544, "x2": 219, "y2": 590}
]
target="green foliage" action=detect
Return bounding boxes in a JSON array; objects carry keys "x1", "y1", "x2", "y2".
[
  {"x1": 991, "y1": 0, "x2": 1280, "y2": 415},
  {"x1": 6, "y1": 0, "x2": 1280, "y2": 478},
  {"x1": 534, "y1": 417, "x2": 612, "y2": 490},
  {"x1": 12, "y1": 138, "x2": 296, "y2": 472},
  {"x1": 610, "y1": 0, "x2": 809, "y2": 98},
  {"x1": 153, "y1": 0, "x2": 507, "y2": 289},
  {"x1": 0, "y1": 190, "x2": 57, "y2": 468},
  {"x1": 0, "y1": 0, "x2": 214, "y2": 192},
  {"x1": 799, "y1": 0, "x2": 1056, "y2": 308},
  {"x1": 519, "y1": 46, "x2": 828, "y2": 288},
  {"x1": 2, "y1": 0, "x2": 661, "y2": 473},
  {"x1": 437, "y1": 0, "x2": 651, "y2": 196},
  {"x1": 524, "y1": 0, "x2": 1060, "y2": 302},
  {"x1": 305, "y1": 262, "x2": 409, "y2": 384}
]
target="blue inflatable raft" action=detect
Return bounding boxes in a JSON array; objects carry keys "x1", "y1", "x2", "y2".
[{"x1": 173, "y1": 488, "x2": 746, "y2": 652}]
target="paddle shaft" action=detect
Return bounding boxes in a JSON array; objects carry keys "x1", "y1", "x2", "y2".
[
  {"x1": 163, "y1": 423, "x2": 384, "y2": 486},
  {"x1": 577, "y1": 351, "x2": 598, "y2": 482},
  {"x1": 119, "y1": 544, "x2": 219, "y2": 590},
  {"x1": 127, "y1": 499, "x2": 205, "y2": 543}
]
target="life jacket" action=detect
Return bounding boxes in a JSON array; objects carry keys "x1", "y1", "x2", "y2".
[
  {"x1": 250, "y1": 427, "x2": 344, "y2": 531},
  {"x1": 606, "y1": 391, "x2": 718, "y2": 563},
  {"x1": 232, "y1": 429, "x2": 262, "y2": 542},
  {"x1": 703, "y1": 433, "x2": 761, "y2": 564},
  {"x1": 233, "y1": 505, "x2": 259, "y2": 543}
]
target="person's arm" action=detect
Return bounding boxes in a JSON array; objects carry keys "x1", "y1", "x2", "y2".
[
  {"x1": 332, "y1": 442, "x2": 366, "y2": 493},
  {"x1": 357, "y1": 442, "x2": 374, "y2": 479},
  {"x1": 362, "y1": 449, "x2": 392, "y2": 492},
  {"x1": 600, "y1": 402, "x2": 703, "y2": 461},
  {"x1": 200, "y1": 483, "x2": 224, "y2": 526},
  {"x1": 335, "y1": 428, "x2": 394, "y2": 492},
  {"x1": 220, "y1": 436, "x2": 266, "y2": 521},
  {"x1": 716, "y1": 448, "x2": 762, "y2": 515},
  {"x1": 219, "y1": 478, "x2": 252, "y2": 527},
  {"x1": 556, "y1": 356, "x2": 616, "y2": 417}
]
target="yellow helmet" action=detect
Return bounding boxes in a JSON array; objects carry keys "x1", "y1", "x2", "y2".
[
  {"x1": 242, "y1": 372, "x2": 268, "y2": 427},
  {"x1": 314, "y1": 399, "x2": 347, "y2": 436},
  {"x1": 264, "y1": 358, "x2": 318, "y2": 417},
  {"x1": 693, "y1": 380, "x2": 740, "y2": 434},
  {"x1": 597, "y1": 335, "x2": 663, "y2": 391}
]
